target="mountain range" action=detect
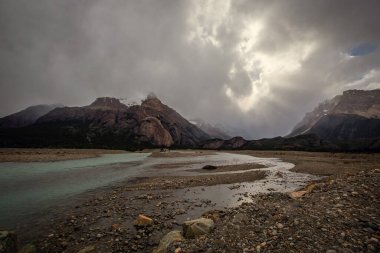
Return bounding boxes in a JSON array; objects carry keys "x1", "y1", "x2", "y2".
[
  {"x1": 202, "y1": 89, "x2": 380, "y2": 151},
  {"x1": 0, "y1": 89, "x2": 379, "y2": 151},
  {"x1": 0, "y1": 95, "x2": 210, "y2": 149}
]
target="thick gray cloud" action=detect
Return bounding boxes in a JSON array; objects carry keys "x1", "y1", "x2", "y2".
[{"x1": 1, "y1": 0, "x2": 379, "y2": 138}]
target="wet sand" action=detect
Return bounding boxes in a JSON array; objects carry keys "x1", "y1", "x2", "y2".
[
  {"x1": 124, "y1": 170, "x2": 267, "y2": 190},
  {"x1": 229, "y1": 150, "x2": 380, "y2": 175},
  {"x1": 148, "y1": 150, "x2": 215, "y2": 158}
]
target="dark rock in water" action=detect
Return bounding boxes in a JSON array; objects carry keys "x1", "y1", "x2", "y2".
[
  {"x1": 0, "y1": 230, "x2": 17, "y2": 253},
  {"x1": 202, "y1": 165, "x2": 217, "y2": 170}
]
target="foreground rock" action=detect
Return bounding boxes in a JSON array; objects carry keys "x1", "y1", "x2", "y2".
[
  {"x1": 0, "y1": 231, "x2": 17, "y2": 253},
  {"x1": 17, "y1": 244, "x2": 36, "y2": 253},
  {"x1": 182, "y1": 218, "x2": 215, "y2": 238},
  {"x1": 153, "y1": 231, "x2": 184, "y2": 253},
  {"x1": 289, "y1": 182, "x2": 317, "y2": 199},
  {"x1": 133, "y1": 214, "x2": 154, "y2": 227},
  {"x1": 76, "y1": 245, "x2": 98, "y2": 253}
]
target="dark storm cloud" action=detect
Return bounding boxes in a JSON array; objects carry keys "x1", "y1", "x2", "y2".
[{"x1": 0, "y1": 0, "x2": 379, "y2": 138}]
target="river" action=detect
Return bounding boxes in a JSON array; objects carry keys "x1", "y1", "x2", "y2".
[{"x1": 0, "y1": 151, "x2": 319, "y2": 229}]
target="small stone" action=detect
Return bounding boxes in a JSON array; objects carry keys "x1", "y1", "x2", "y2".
[
  {"x1": 326, "y1": 250, "x2": 337, "y2": 253},
  {"x1": 0, "y1": 231, "x2": 17, "y2": 253},
  {"x1": 289, "y1": 191, "x2": 308, "y2": 199},
  {"x1": 368, "y1": 237, "x2": 379, "y2": 244},
  {"x1": 175, "y1": 208, "x2": 186, "y2": 215},
  {"x1": 276, "y1": 223, "x2": 284, "y2": 229},
  {"x1": 232, "y1": 213, "x2": 249, "y2": 224},
  {"x1": 256, "y1": 245, "x2": 261, "y2": 252},
  {"x1": 77, "y1": 245, "x2": 98, "y2": 253},
  {"x1": 133, "y1": 214, "x2": 153, "y2": 227}
]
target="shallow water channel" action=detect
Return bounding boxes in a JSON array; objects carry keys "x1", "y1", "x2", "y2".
[{"x1": 0, "y1": 151, "x2": 319, "y2": 228}]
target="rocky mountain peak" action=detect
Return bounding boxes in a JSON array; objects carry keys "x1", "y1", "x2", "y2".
[
  {"x1": 89, "y1": 97, "x2": 127, "y2": 109},
  {"x1": 141, "y1": 94, "x2": 164, "y2": 110},
  {"x1": 287, "y1": 89, "x2": 380, "y2": 140}
]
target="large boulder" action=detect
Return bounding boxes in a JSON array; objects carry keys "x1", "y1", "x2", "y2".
[
  {"x1": 0, "y1": 231, "x2": 17, "y2": 253},
  {"x1": 153, "y1": 231, "x2": 184, "y2": 253},
  {"x1": 182, "y1": 218, "x2": 215, "y2": 238}
]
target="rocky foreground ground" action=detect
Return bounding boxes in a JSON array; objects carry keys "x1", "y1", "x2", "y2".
[
  {"x1": 2, "y1": 151, "x2": 380, "y2": 253},
  {"x1": 15, "y1": 169, "x2": 377, "y2": 253},
  {"x1": 169, "y1": 169, "x2": 380, "y2": 253}
]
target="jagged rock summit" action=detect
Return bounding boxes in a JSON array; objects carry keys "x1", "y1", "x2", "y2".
[{"x1": 88, "y1": 97, "x2": 128, "y2": 109}]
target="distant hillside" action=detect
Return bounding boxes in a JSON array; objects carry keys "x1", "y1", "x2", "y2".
[
  {"x1": 287, "y1": 89, "x2": 380, "y2": 140},
  {"x1": 0, "y1": 96, "x2": 210, "y2": 149},
  {"x1": 190, "y1": 118, "x2": 230, "y2": 139},
  {"x1": 0, "y1": 104, "x2": 62, "y2": 128}
]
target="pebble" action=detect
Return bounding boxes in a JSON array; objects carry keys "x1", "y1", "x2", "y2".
[{"x1": 276, "y1": 223, "x2": 284, "y2": 229}]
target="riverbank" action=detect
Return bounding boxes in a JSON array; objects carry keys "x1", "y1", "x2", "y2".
[{"x1": 0, "y1": 148, "x2": 127, "y2": 162}]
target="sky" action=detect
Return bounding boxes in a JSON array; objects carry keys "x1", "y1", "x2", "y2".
[{"x1": 0, "y1": 0, "x2": 380, "y2": 139}]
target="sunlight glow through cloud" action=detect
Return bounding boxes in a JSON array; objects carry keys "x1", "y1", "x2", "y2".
[{"x1": 186, "y1": 0, "x2": 231, "y2": 48}]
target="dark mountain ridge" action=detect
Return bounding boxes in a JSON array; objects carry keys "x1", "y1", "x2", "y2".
[
  {"x1": 288, "y1": 89, "x2": 380, "y2": 140},
  {"x1": 0, "y1": 104, "x2": 62, "y2": 128},
  {"x1": 0, "y1": 96, "x2": 210, "y2": 149}
]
